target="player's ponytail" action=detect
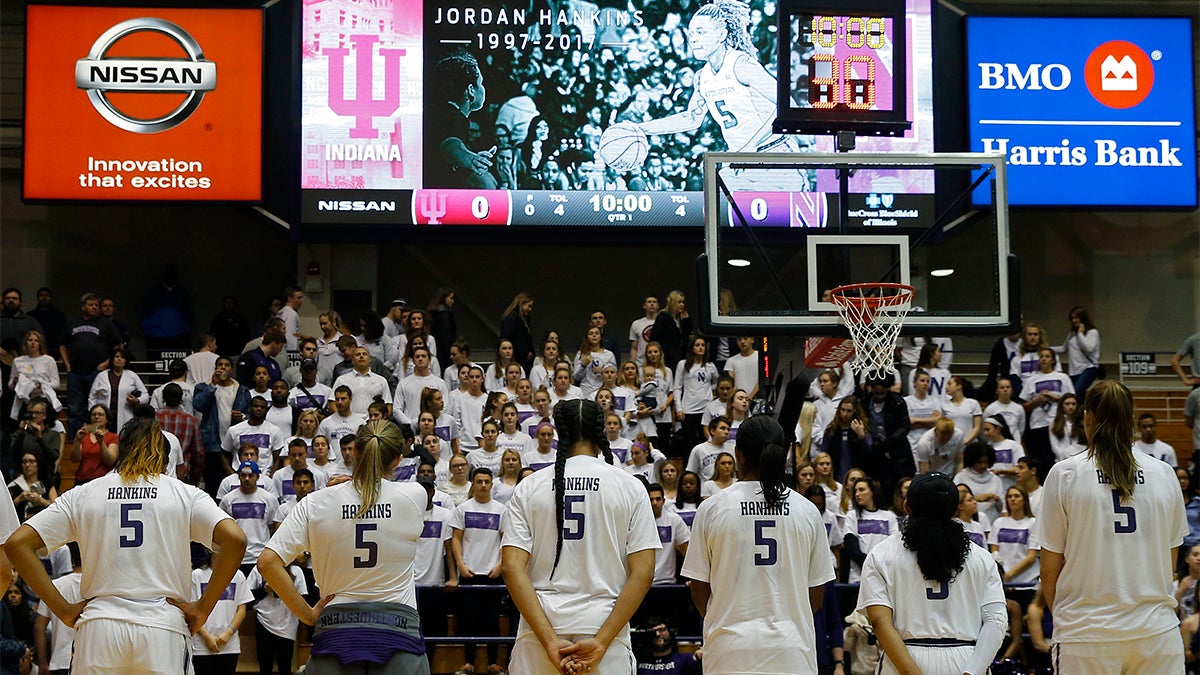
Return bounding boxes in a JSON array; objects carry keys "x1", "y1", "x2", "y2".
[
  {"x1": 901, "y1": 473, "x2": 970, "y2": 584},
  {"x1": 352, "y1": 420, "x2": 405, "y2": 518},
  {"x1": 1085, "y1": 380, "x2": 1138, "y2": 501},
  {"x1": 735, "y1": 415, "x2": 789, "y2": 507},
  {"x1": 549, "y1": 399, "x2": 609, "y2": 575}
]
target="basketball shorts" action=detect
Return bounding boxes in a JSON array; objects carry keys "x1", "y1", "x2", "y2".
[
  {"x1": 73, "y1": 618, "x2": 192, "y2": 674},
  {"x1": 509, "y1": 633, "x2": 635, "y2": 675},
  {"x1": 1053, "y1": 628, "x2": 1185, "y2": 675}
]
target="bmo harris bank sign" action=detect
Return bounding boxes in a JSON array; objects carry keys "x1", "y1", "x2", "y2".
[{"x1": 967, "y1": 17, "x2": 1196, "y2": 207}]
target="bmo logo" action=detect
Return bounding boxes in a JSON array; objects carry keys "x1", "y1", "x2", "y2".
[
  {"x1": 1084, "y1": 41, "x2": 1154, "y2": 109},
  {"x1": 977, "y1": 63, "x2": 1071, "y2": 91},
  {"x1": 977, "y1": 40, "x2": 1156, "y2": 108}
]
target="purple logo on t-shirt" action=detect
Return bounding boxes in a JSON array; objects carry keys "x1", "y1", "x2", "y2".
[
  {"x1": 239, "y1": 433, "x2": 270, "y2": 449},
  {"x1": 658, "y1": 525, "x2": 672, "y2": 543},
  {"x1": 421, "y1": 520, "x2": 443, "y2": 538},
  {"x1": 997, "y1": 528, "x2": 1029, "y2": 545},
  {"x1": 1035, "y1": 380, "x2": 1062, "y2": 394},
  {"x1": 517, "y1": 409, "x2": 535, "y2": 424},
  {"x1": 1021, "y1": 359, "x2": 1038, "y2": 374},
  {"x1": 395, "y1": 462, "x2": 416, "y2": 481},
  {"x1": 230, "y1": 502, "x2": 267, "y2": 520},
  {"x1": 728, "y1": 427, "x2": 738, "y2": 442},
  {"x1": 611, "y1": 446, "x2": 629, "y2": 464},
  {"x1": 464, "y1": 511, "x2": 501, "y2": 531},
  {"x1": 613, "y1": 397, "x2": 627, "y2": 412},
  {"x1": 200, "y1": 582, "x2": 237, "y2": 601},
  {"x1": 435, "y1": 425, "x2": 452, "y2": 442},
  {"x1": 857, "y1": 519, "x2": 891, "y2": 536},
  {"x1": 995, "y1": 448, "x2": 1013, "y2": 464},
  {"x1": 281, "y1": 480, "x2": 295, "y2": 496},
  {"x1": 968, "y1": 531, "x2": 986, "y2": 548},
  {"x1": 528, "y1": 460, "x2": 554, "y2": 471},
  {"x1": 679, "y1": 510, "x2": 696, "y2": 527},
  {"x1": 295, "y1": 395, "x2": 325, "y2": 409}
]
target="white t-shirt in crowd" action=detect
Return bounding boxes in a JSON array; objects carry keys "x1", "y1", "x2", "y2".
[
  {"x1": 652, "y1": 510, "x2": 691, "y2": 585},
  {"x1": 190, "y1": 567, "x2": 253, "y2": 656},
  {"x1": 36, "y1": 571, "x2": 83, "y2": 670},
  {"x1": 414, "y1": 504, "x2": 454, "y2": 585},
  {"x1": 449, "y1": 497, "x2": 507, "y2": 575},
  {"x1": 988, "y1": 515, "x2": 1041, "y2": 584}
]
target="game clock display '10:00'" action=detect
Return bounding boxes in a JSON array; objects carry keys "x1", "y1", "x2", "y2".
[{"x1": 798, "y1": 15, "x2": 895, "y2": 112}]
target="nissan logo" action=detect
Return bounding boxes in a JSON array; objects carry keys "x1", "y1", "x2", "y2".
[{"x1": 75, "y1": 17, "x2": 217, "y2": 134}]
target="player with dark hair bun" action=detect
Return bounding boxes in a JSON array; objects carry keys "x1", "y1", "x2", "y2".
[
  {"x1": 857, "y1": 472, "x2": 1006, "y2": 675},
  {"x1": 429, "y1": 50, "x2": 496, "y2": 189},
  {"x1": 680, "y1": 415, "x2": 834, "y2": 674},
  {"x1": 502, "y1": 398, "x2": 658, "y2": 674}
]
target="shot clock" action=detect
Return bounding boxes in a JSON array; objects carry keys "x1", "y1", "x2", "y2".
[{"x1": 774, "y1": 0, "x2": 911, "y2": 136}]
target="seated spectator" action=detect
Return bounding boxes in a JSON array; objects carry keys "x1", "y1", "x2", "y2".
[{"x1": 8, "y1": 452, "x2": 56, "y2": 522}]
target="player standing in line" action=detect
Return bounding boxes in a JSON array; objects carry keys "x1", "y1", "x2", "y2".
[
  {"x1": 502, "y1": 398, "x2": 659, "y2": 674},
  {"x1": 4, "y1": 417, "x2": 247, "y2": 673},
  {"x1": 857, "y1": 472, "x2": 1007, "y2": 675},
  {"x1": 258, "y1": 419, "x2": 431, "y2": 673},
  {"x1": 1038, "y1": 380, "x2": 1189, "y2": 673},
  {"x1": 680, "y1": 415, "x2": 834, "y2": 674}
]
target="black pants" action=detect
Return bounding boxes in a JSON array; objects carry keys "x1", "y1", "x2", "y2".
[
  {"x1": 255, "y1": 622, "x2": 294, "y2": 675},
  {"x1": 193, "y1": 652, "x2": 239, "y2": 675},
  {"x1": 457, "y1": 575, "x2": 503, "y2": 666}
]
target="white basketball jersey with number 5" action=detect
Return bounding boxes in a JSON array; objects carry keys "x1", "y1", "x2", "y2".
[{"x1": 697, "y1": 51, "x2": 775, "y2": 152}]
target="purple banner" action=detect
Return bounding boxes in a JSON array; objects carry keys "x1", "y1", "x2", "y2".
[
  {"x1": 997, "y1": 528, "x2": 1029, "y2": 545},
  {"x1": 856, "y1": 518, "x2": 891, "y2": 536},
  {"x1": 230, "y1": 502, "x2": 268, "y2": 520},
  {"x1": 421, "y1": 520, "x2": 443, "y2": 538},
  {"x1": 463, "y1": 511, "x2": 501, "y2": 531}
]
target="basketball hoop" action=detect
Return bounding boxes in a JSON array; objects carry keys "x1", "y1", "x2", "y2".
[{"x1": 829, "y1": 283, "x2": 915, "y2": 379}]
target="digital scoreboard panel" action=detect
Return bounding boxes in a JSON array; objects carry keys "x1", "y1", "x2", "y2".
[
  {"x1": 967, "y1": 16, "x2": 1196, "y2": 208},
  {"x1": 300, "y1": 0, "x2": 934, "y2": 228}
]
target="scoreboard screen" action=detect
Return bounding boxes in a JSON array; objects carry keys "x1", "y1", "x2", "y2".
[{"x1": 300, "y1": 0, "x2": 934, "y2": 228}]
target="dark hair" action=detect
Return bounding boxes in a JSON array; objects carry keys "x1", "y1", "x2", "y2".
[
  {"x1": 470, "y1": 467, "x2": 494, "y2": 481},
  {"x1": 162, "y1": 383, "x2": 183, "y2": 407},
  {"x1": 288, "y1": 438, "x2": 309, "y2": 451},
  {"x1": 340, "y1": 433, "x2": 357, "y2": 447},
  {"x1": 1017, "y1": 456, "x2": 1044, "y2": 484},
  {"x1": 550, "y1": 399, "x2": 612, "y2": 575},
  {"x1": 1068, "y1": 305, "x2": 1095, "y2": 332},
  {"x1": 2, "y1": 288, "x2": 20, "y2": 299},
  {"x1": 901, "y1": 473, "x2": 971, "y2": 584},
  {"x1": 707, "y1": 415, "x2": 731, "y2": 433},
  {"x1": 215, "y1": 355, "x2": 234, "y2": 369},
  {"x1": 962, "y1": 442, "x2": 995, "y2": 469},
  {"x1": 677, "y1": 471, "x2": 702, "y2": 508},
  {"x1": 436, "y1": 50, "x2": 481, "y2": 97},
  {"x1": 802, "y1": 484, "x2": 826, "y2": 512},
  {"x1": 734, "y1": 415, "x2": 789, "y2": 507},
  {"x1": 984, "y1": 414, "x2": 1013, "y2": 440},
  {"x1": 1138, "y1": 412, "x2": 1156, "y2": 424}
]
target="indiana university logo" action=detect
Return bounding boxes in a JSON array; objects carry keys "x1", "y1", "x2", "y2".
[
  {"x1": 419, "y1": 191, "x2": 449, "y2": 225},
  {"x1": 326, "y1": 34, "x2": 405, "y2": 139}
]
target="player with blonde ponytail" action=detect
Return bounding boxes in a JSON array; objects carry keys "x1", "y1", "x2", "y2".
[{"x1": 1038, "y1": 379, "x2": 1188, "y2": 674}]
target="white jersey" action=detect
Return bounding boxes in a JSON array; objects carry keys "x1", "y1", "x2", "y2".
[
  {"x1": 288, "y1": 382, "x2": 333, "y2": 412},
  {"x1": 724, "y1": 351, "x2": 759, "y2": 394},
  {"x1": 857, "y1": 533, "x2": 1005, "y2": 645},
  {"x1": 987, "y1": 515, "x2": 1040, "y2": 584},
  {"x1": 629, "y1": 317, "x2": 656, "y2": 365},
  {"x1": 914, "y1": 427, "x2": 965, "y2": 475},
  {"x1": 317, "y1": 412, "x2": 365, "y2": 459},
  {"x1": 36, "y1": 571, "x2": 83, "y2": 670},
  {"x1": 502, "y1": 454, "x2": 660, "y2": 641},
  {"x1": 652, "y1": 510, "x2": 691, "y2": 585},
  {"x1": 984, "y1": 400, "x2": 1027, "y2": 437},
  {"x1": 449, "y1": 497, "x2": 507, "y2": 574},
  {"x1": 686, "y1": 441, "x2": 728, "y2": 483},
  {"x1": 904, "y1": 393, "x2": 942, "y2": 450},
  {"x1": 265, "y1": 479, "x2": 426, "y2": 608},
  {"x1": 467, "y1": 447, "x2": 504, "y2": 475},
  {"x1": 414, "y1": 504, "x2": 453, "y2": 585},
  {"x1": 680, "y1": 482, "x2": 834, "y2": 675},
  {"x1": 394, "y1": 372, "x2": 448, "y2": 423},
  {"x1": 222, "y1": 419, "x2": 286, "y2": 470},
  {"x1": 1135, "y1": 439, "x2": 1178, "y2": 467},
  {"x1": 333, "y1": 370, "x2": 392, "y2": 415},
  {"x1": 1035, "y1": 452, "x2": 1188, "y2": 642},
  {"x1": 25, "y1": 473, "x2": 231, "y2": 636},
  {"x1": 1023, "y1": 372, "x2": 1074, "y2": 429},
  {"x1": 942, "y1": 398, "x2": 982, "y2": 438},
  {"x1": 190, "y1": 568, "x2": 253, "y2": 656},
  {"x1": 215, "y1": 473, "x2": 277, "y2": 501},
  {"x1": 846, "y1": 508, "x2": 900, "y2": 583},
  {"x1": 988, "y1": 439, "x2": 1025, "y2": 492},
  {"x1": 220, "y1": 488, "x2": 280, "y2": 564},
  {"x1": 696, "y1": 51, "x2": 776, "y2": 152},
  {"x1": 674, "y1": 361, "x2": 719, "y2": 414}
]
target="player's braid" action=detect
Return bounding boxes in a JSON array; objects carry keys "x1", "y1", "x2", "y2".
[
  {"x1": 550, "y1": 400, "x2": 578, "y2": 576},
  {"x1": 587, "y1": 403, "x2": 613, "y2": 465}
]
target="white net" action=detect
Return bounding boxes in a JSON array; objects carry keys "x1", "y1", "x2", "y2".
[{"x1": 830, "y1": 283, "x2": 915, "y2": 379}]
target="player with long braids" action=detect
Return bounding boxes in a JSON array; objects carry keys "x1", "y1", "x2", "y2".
[
  {"x1": 633, "y1": 0, "x2": 794, "y2": 155},
  {"x1": 502, "y1": 398, "x2": 659, "y2": 674},
  {"x1": 5, "y1": 417, "x2": 247, "y2": 673},
  {"x1": 857, "y1": 472, "x2": 1007, "y2": 675},
  {"x1": 680, "y1": 415, "x2": 834, "y2": 674},
  {"x1": 259, "y1": 420, "x2": 431, "y2": 673}
]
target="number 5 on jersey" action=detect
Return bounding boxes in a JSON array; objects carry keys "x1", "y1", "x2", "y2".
[{"x1": 754, "y1": 520, "x2": 777, "y2": 566}]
